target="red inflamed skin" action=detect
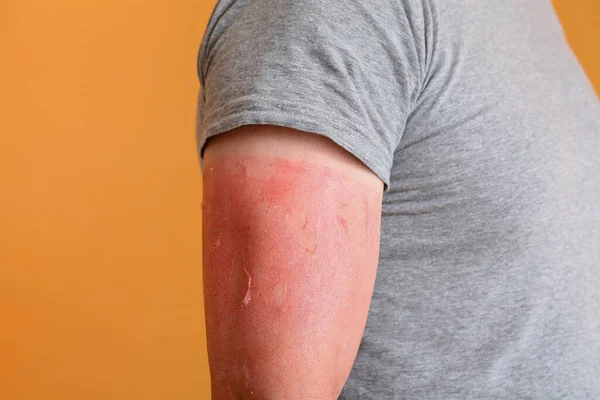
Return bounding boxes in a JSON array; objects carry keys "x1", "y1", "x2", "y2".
[{"x1": 202, "y1": 125, "x2": 382, "y2": 400}]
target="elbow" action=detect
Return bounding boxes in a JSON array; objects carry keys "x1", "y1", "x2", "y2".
[
  {"x1": 212, "y1": 380, "x2": 342, "y2": 400},
  {"x1": 209, "y1": 356, "x2": 346, "y2": 400}
]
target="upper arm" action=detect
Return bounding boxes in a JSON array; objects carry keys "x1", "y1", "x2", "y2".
[
  {"x1": 198, "y1": 1, "x2": 426, "y2": 396},
  {"x1": 202, "y1": 125, "x2": 382, "y2": 399}
]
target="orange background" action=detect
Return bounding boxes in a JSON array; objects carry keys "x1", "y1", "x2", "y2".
[{"x1": 1, "y1": 1, "x2": 598, "y2": 399}]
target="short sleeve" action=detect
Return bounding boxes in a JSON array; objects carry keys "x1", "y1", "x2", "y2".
[{"x1": 197, "y1": 0, "x2": 427, "y2": 189}]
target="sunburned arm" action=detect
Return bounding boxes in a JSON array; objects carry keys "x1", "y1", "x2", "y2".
[{"x1": 202, "y1": 125, "x2": 383, "y2": 399}]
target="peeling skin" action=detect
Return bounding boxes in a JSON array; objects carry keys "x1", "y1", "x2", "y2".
[
  {"x1": 208, "y1": 231, "x2": 221, "y2": 252},
  {"x1": 202, "y1": 154, "x2": 382, "y2": 399},
  {"x1": 242, "y1": 264, "x2": 252, "y2": 306},
  {"x1": 273, "y1": 278, "x2": 287, "y2": 306}
]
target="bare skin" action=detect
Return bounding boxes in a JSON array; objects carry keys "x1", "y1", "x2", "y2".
[{"x1": 203, "y1": 125, "x2": 383, "y2": 399}]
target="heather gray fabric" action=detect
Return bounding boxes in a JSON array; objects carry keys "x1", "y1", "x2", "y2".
[{"x1": 196, "y1": 0, "x2": 600, "y2": 398}]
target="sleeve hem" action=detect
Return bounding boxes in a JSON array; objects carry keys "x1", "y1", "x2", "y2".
[{"x1": 198, "y1": 97, "x2": 392, "y2": 191}]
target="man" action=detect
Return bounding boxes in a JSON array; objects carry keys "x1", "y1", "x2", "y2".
[{"x1": 197, "y1": 0, "x2": 600, "y2": 398}]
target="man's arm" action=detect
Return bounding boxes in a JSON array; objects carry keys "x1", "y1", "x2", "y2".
[{"x1": 203, "y1": 125, "x2": 383, "y2": 399}]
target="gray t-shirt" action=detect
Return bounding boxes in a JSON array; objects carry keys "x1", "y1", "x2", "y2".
[{"x1": 197, "y1": 0, "x2": 600, "y2": 398}]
